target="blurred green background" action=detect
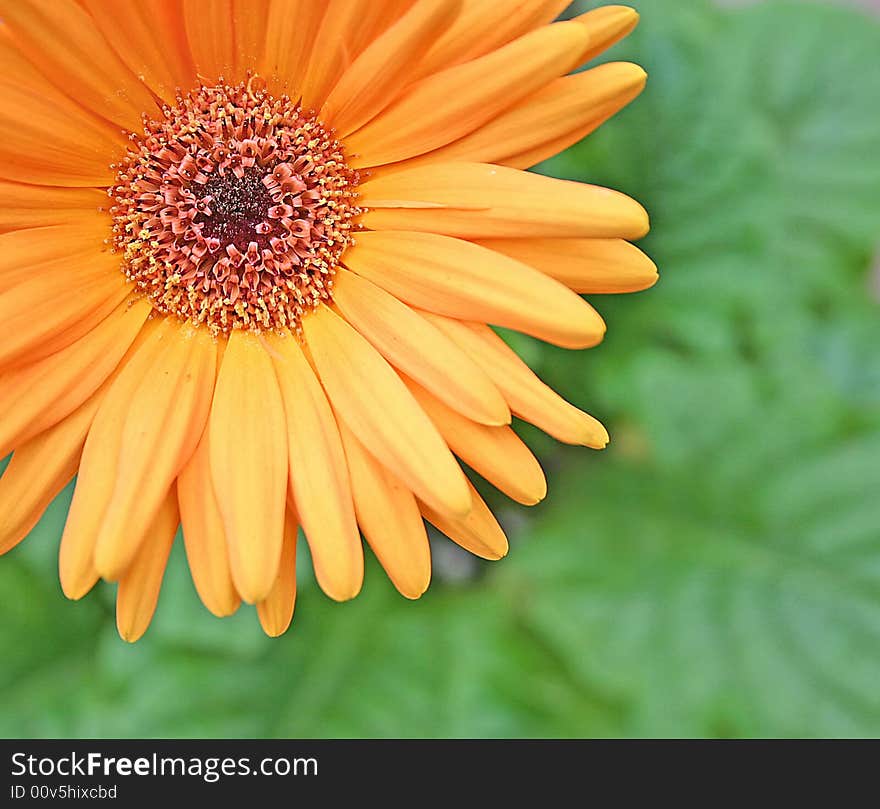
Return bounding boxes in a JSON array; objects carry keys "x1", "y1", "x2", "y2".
[{"x1": 2, "y1": 0, "x2": 880, "y2": 738}]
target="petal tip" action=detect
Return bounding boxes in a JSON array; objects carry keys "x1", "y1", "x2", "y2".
[
  {"x1": 579, "y1": 412, "x2": 610, "y2": 449},
  {"x1": 60, "y1": 568, "x2": 99, "y2": 601},
  {"x1": 206, "y1": 600, "x2": 241, "y2": 619},
  {"x1": 93, "y1": 548, "x2": 127, "y2": 584},
  {"x1": 590, "y1": 430, "x2": 611, "y2": 451},
  {"x1": 322, "y1": 582, "x2": 363, "y2": 603},
  {"x1": 634, "y1": 207, "x2": 651, "y2": 240},
  {"x1": 484, "y1": 402, "x2": 514, "y2": 427},
  {"x1": 531, "y1": 487, "x2": 549, "y2": 507},
  {"x1": 116, "y1": 618, "x2": 147, "y2": 644},
  {"x1": 258, "y1": 618, "x2": 293, "y2": 638},
  {"x1": 235, "y1": 578, "x2": 277, "y2": 606},
  {"x1": 398, "y1": 579, "x2": 431, "y2": 600}
]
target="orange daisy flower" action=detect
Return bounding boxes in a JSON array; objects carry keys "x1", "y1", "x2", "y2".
[{"x1": 0, "y1": 0, "x2": 655, "y2": 641}]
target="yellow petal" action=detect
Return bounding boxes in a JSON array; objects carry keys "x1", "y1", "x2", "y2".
[
  {"x1": 399, "y1": 62, "x2": 646, "y2": 169},
  {"x1": 344, "y1": 230, "x2": 606, "y2": 348},
  {"x1": 0, "y1": 0, "x2": 158, "y2": 132},
  {"x1": 474, "y1": 237, "x2": 658, "y2": 293},
  {"x1": 346, "y1": 20, "x2": 589, "y2": 167},
  {"x1": 338, "y1": 421, "x2": 431, "y2": 600},
  {"x1": 209, "y1": 330, "x2": 288, "y2": 603},
  {"x1": 421, "y1": 480, "x2": 508, "y2": 560},
  {"x1": 0, "y1": 297, "x2": 151, "y2": 458},
  {"x1": 299, "y1": 0, "x2": 379, "y2": 111},
  {"x1": 405, "y1": 377, "x2": 546, "y2": 506},
  {"x1": 178, "y1": 425, "x2": 241, "y2": 618},
  {"x1": 302, "y1": 304, "x2": 471, "y2": 518},
  {"x1": 268, "y1": 331, "x2": 363, "y2": 602},
  {"x1": 59, "y1": 318, "x2": 166, "y2": 600},
  {"x1": 332, "y1": 269, "x2": 510, "y2": 425},
  {"x1": 415, "y1": 0, "x2": 570, "y2": 78},
  {"x1": 321, "y1": 0, "x2": 459, "y2": 138},
  {"x1": 0, "y1": 394, "x2": 98, "y2": 555},
  {"x1": 115, "y1": 491, "x2": 179, "y2": 643},
  {"x1": 426, "y1": 314, "x2": 609, "y2": 448},
  {"x1": 260, "y1": 0, "x2": 325, "y2": 98},
  {"x1": 573, "y1": 5, "x2": 640, "y2": 64},
  {"x1": 95, "y1": 322, "x2": 217, "y2": 581},
  {"x1": 360, "y1": 162, "x2": 649, "y2": 239},
  {"x1": 256, "y1": 510, "x2": 299, "y2": 637},
  {"x1": 0, "y1": 182, "x2": 106, "y2": 233},
  {"x1": 82, "y1": 0, "x2": 196, "y2": 104}
]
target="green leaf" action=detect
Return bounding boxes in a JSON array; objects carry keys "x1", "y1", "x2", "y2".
[{"x1": 501, "y1": 419, "x2": 880, "y2": 737}]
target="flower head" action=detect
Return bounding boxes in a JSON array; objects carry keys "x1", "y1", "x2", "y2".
[{"x1": 0, "y1": 0, "x2": 656, "y2": 641}]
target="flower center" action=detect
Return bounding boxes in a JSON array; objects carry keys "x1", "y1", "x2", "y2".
[{"x1": 109, "y1": 79, "x2": 361, "y2": 333}]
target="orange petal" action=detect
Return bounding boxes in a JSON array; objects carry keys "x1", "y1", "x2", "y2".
[
  {"x1": 178, "y1": 425, "x2": 241, "y2": 618},
  {"x1": 0, "y1": 37, "x2": 126, "y2": 186},
  {"x1": 0, "y1": 221, "x2": 113, "y2": 289},
  {"x1": 405, "y1": 377, "x2": 546, "y2": 506},
  {"x1": 182, "y1": 0, "x2": 236, "y2": 83},
  {"x1": 360, "y1": 162, "x2": 649, "y2": 239},
  {"x1": 474, "y1": 237, "x2": 658, "y2": 293},
  {"x1": 413, "y1": 0, "x2": 570, "y2": 81},
  {"x1": 338, "y1": 422, "x2": 431, "y2": 599},
  {"x1": 344, "y1": 230, "x2": 606, "y2": 348},
  {"x1": 95, "y1": 322, "x2": 217, "y2": 581},
  {"x1": 301, "y1": 304, "x2": 471, "y2": 518},
  {"x1": 59, "y1": 318, "x2": 166, "y2": 600},
  {"x1": 426, "y1": 314, "x2": 609, "y2": 448},
  {"x1": 260, "y1": 0, "x2": 325, "y2": 98},
  {"x1": 6, "y1": 286, "x2": 133, "y2": 372},
  {"x1": 399, "y1": 62, "x2": 646, "y2": 169},
  {"x1": 298, "y1": 0, "x2": 380, "y2": 111},
  {"x1": 231, "y1": 0, "x2": 270, "y2": 81},
  {"x1": 332, "y1": 269, "x2": 509, "y2": 425},
  {"x1": 0, "y1": 0, "x2": 158, "y2": 132},
  {"x1": 421, "y1": 480, "x2": 508, "y2": 560},
  {"x1": 256, "y1": 509, "x2": 298, "y2": 637},
  {"x1": 0, "y1": 257, "x2": 130, "y2": 369},
  {"x1": 115, "y1": 490, "x2": 179, "y2": 642},
  {"x1": 0, "y1": 394, "x2": 99, "y2": 556},
  {"x1": 0, "y1": 296, "x2": 150, "y2": 458},
  {"x1": 0, "y1": 183, "x2": 107, "y2": 233},
  {"x1": 82, "y1": 0, "x2": 196, "y2": 103},
  {"x1": 502, "y1": 75, "x2": 646, "y2": 169},
  {"x1": 344, "y1": 0, "x2": 421, "y2": 56},
  {"x1": 346, "y1": 20, "x2": 589, "y2": 167},
  {"x1": 1, "y1": 245, "x2": 117, "y2": 294},
  {"x1": 573, "y1": 5, "x2": 640, "y2": 64},
  {"x1": 321, "y1": 0, "x2": 459, "y2": 138},
  {"x1": 209, "y1": 330, "x2": 288, "y2": 603},
  {"x1": 268, "y1": 331, "x2": 363, "y2": 602}
]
